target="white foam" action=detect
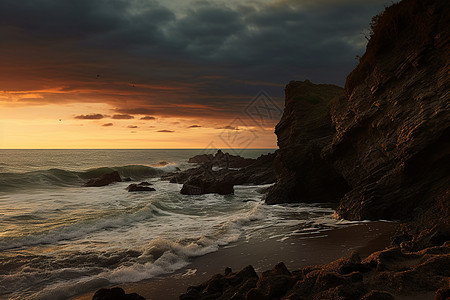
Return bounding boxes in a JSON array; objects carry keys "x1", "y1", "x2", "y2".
[
  {"x1": 0, "y1": 201, "x2": 166, "y2": 251},
  {"x1": 157, "y1": 163, "x2": 181, "y2": 173},
  {"x1": 106, "y1": 251, "x2": 189, "y2": 283}
]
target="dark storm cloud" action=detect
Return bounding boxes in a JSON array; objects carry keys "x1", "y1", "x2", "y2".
[
  {"x1": 102, "y1": 123, "x2": 114, "y2": 127},
  {"x1": 1, "y1": 0, "x2": 389, "y2": 119},
  {"x1": 112, "y1": 114, "x2": 134, "y2": 120},
  {"x1": 169, "y1": 6, "x2": 246, "y2": 57},
  {"x1": 0, "y1": 0, "x2": 172, "y2": 41},
  {"x1": 74, "y1": 114, "x2": 105, "y2": 120},
  {"x1": 157, "y1": 130, "x2": 174, "y2": 133},
  {"x1": 188, "y1": 125, "x2": 202, "y2": 128},
  {"x1": 117, "y1": 108, "x2": 156, "y2": 115},
  {"x1": 140, "y1": 116, "x2": 156, "y2": 120},
  {"x1": 127, "y1": 125, "x2": 138, "y2": 128}
]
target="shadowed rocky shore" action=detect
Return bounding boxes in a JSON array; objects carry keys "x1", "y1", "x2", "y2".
[
  {"x1": 175, "y1": 0, "x2": 449, "y2": 298},
  {"x1": 179, "y1": 242, "x2": 450, "y2": 300},
  {"x1": 90, "y1": 0, "x2": 449, "y2": 298},
  {"x1": 162, "y1": 150, "x2": 276, "y2": 195}
]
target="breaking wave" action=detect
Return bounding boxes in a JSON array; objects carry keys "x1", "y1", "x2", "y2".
[{"x1": 0, "y1": 164, "x2": 179, "y2": 192}]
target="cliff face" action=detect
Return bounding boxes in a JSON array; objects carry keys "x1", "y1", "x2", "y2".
[
  {"x1": 265, "y1": 81, "x2": 349, "y2": 204},
  {"x1": 328, "y1": 0, "x2": 449, "y2": 221},
  {"x1": 268, "y1": 0, "x2": 449, "y2": 226}
]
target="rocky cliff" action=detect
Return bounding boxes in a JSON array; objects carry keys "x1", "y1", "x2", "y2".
[
  {"x1": 267, "y1": 0, "x2": 449, "y2": 229},
  {"x1": 174, "y1": 1, "x2": 450, "y2": 299},
  {"x1": 328, "y1": 0, "x2": 449, "y2": 222},
  {"x1": 265, "y1": 81, "x2": 349, "y2": 204}
]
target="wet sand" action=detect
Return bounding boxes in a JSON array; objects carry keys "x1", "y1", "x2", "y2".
[{"x1": 73, "y1": 221, "x2": 396, "y2": 300}]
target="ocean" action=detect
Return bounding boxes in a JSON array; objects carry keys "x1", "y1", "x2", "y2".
[{"x1": 0, "y1": 149, "x2": 347, "y2": 299}]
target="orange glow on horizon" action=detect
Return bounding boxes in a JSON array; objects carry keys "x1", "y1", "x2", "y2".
[{"x1": 0, "y1": 102, "x2": 278, "y2": 149}]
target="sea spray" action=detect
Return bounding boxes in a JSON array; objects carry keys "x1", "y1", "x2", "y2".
[{"x1": 0, "y1": 149, "x2": 347, "y2": 300}]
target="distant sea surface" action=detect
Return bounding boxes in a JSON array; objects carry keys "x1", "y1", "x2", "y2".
[{"x1": 0, "y1": 149, "x2": 346, "y2": 299}]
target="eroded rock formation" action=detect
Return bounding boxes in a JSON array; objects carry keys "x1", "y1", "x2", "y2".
[
  {"x1": 164, "y1": 151, "x2": 276, "y2": 195},
  {"x1": 84, "y1": 171, "x2": 122, "y2": 187},
  {"x1": 266, "y1": 0, "x2": 449, "y2": 227},
  {"x1": 180, "y1": 242, "x2": 450, "y2": 300},
  {"x1": 265, "y1": 81, "x2": 349, "y2": 205}
]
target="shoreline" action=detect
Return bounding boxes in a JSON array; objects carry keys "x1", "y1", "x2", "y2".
[{"x1": 73, "y1": 221, "x2": 396, "y2": 300}]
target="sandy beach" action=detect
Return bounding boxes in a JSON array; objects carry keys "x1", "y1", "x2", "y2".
[{"x1": 73, "y1": 221, "x2": 396, "y2": 300}]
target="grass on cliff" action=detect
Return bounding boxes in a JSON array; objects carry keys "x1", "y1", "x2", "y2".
[{"x1": 346, "y1": 0, "x2": 445, "y2": 94}]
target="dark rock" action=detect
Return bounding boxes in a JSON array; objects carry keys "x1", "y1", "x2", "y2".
[
  {"x1": 265, "y1": 80, "x2": 349, "y2": 205},
  {"x1": 177, "y1": 1, "x2": 449, "y2": 299},
  {"x1": 262, "y1": 0, "x2": 449, "y2": 258},
  {"x1": 167, "y1": 150, "x2": 276, "y2": 194},
  {"x1": 180, "y1": 175, "x2": 234, "y2": 195},
  {"x1": 435, "y1": 286, "x2": 450, "y2": 300},
  {"x1": 93, "y1": 287, "x2": 125, "y2": 300},
  {"x1": 179, "y1": 289, "x2": 201, "y2": 300},
  {"x1": 205, "y1": 274, "x2": 226, "y2": 294},
  {"x1": 127, "y1": 183, "x2": 156, "y2": 192},
  {"x1": 326, "y1": 0, "x2": 450, "y2": 221},
  {"x1": 165, "y1": 152, "x2": 276, "y2": 192},
  {"x1": 391, "y1": 195, "x2": 450, "y2": 251},
  {"x1": 239, "y1": 153, "x2": 277, "y2": 185},
  {"x1": 179, "y1": 265, "x2": 258, "y2": 300},
  {"x1": 325, "y1": 252, "x2": 366, "y2": 274},
  {"x1": 123, "y1": 177, "x2": 132, "y2": 182},
  {"x1": 180, "y1": 242, "x2": 450, "y2": 300},
  {"x1": 265, "y1": 275, "x2": 294, "y2": 298},
  {"x1": 273, "y1": 262, "x2": 291, "y2": 276},
  {"x1": 226, "y1": 265, "x2": 258, "y2": 288},
  {"x1": 92, "y1": 287, "x2": 145, "y2": 300},
  {"x1": 231, "y1": 278, "x2": 257, "y2": 299},
  {"x1": 166, "y1": 152, "x2": 276, "y2": 195},
  {"x1": 85, "y1": 171, "x2": 122, "y2": 187},
  {"x1": 235, "y1": 265, "x2": 258, "y2": 281},
  {"x1": 188, "y1": 150, "x2": 254, "y2": 168},
  {"x1": 313, "y1": 272, "x2": 347, "y2": 291},
  {"x1": 245, "y1": 288, "x2": 266, "y2": 300},
  {"x1": 125, "y1": 293, "x2": 145, "y2": 300}
]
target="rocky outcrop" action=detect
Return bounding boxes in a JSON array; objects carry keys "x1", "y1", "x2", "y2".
[
  {"x1": 164, "y1": 151, "x2": 276, "y2": 195},
  {"x1": 127, "y1": 182, "x2": 155, "y2": 192},
  {"x1": 179, "y1": 265, "x2": 259, "y2": 300},
  {"x1": 84, "y1": 171, "x2": 122, "y2": 187},
  {"x1": 266, "y1": 0, "x2": 449, "y2": 226},
  {"x1": 180, "y1": 242, "x2": 450, "y2": 299},
  {"x1": 188, "y1": 150, "x2": 255, "y2": 168},
  {"x1": 265, "y1": 81, "x2": 349, "y2": 204},
  {"x1": 326, "y1": 0, "x2": 450, "y2": 221},
  {"x1": 180, "y1": 173, "x2": 235, "y2": 195}
]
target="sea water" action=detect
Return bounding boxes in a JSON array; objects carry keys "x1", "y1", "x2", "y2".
[{"x1": 0, "y1": 149, "x2": 342, "y2": 299}]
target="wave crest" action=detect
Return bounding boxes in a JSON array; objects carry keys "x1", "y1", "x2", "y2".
[{"x1": 0, "y1": 164, "x2": 177, "y2": 192}]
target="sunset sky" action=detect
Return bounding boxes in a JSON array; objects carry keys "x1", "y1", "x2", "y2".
[{"x1": 0, "y1": 0, "x2": 388, "y2": 149}]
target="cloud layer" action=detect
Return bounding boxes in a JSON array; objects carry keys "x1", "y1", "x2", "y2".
[{"x1": 0, "y1": 0, "x2": 388, "y2": 121}]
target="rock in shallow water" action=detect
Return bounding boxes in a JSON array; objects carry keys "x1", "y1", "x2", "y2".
[
  {"x1": 180, "y1": 175, "x2": 234, "y2": 195},
  {"x1": 165, "y1": 150, "x2": 276, "y2": 195},
  {"x1": 84, "y1": 171, "x2": 122, "y2": 187},
  {"x1": 188, "y1": 149, "x2": 255, "y2": 168},
  {"x1": 127, "y1": 183, "x2": 155, "y2": 192}
]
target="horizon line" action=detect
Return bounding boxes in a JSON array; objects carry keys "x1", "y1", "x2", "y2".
[{"x1": 0, "y1": 148, "x2": 278, "y2": 150}]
